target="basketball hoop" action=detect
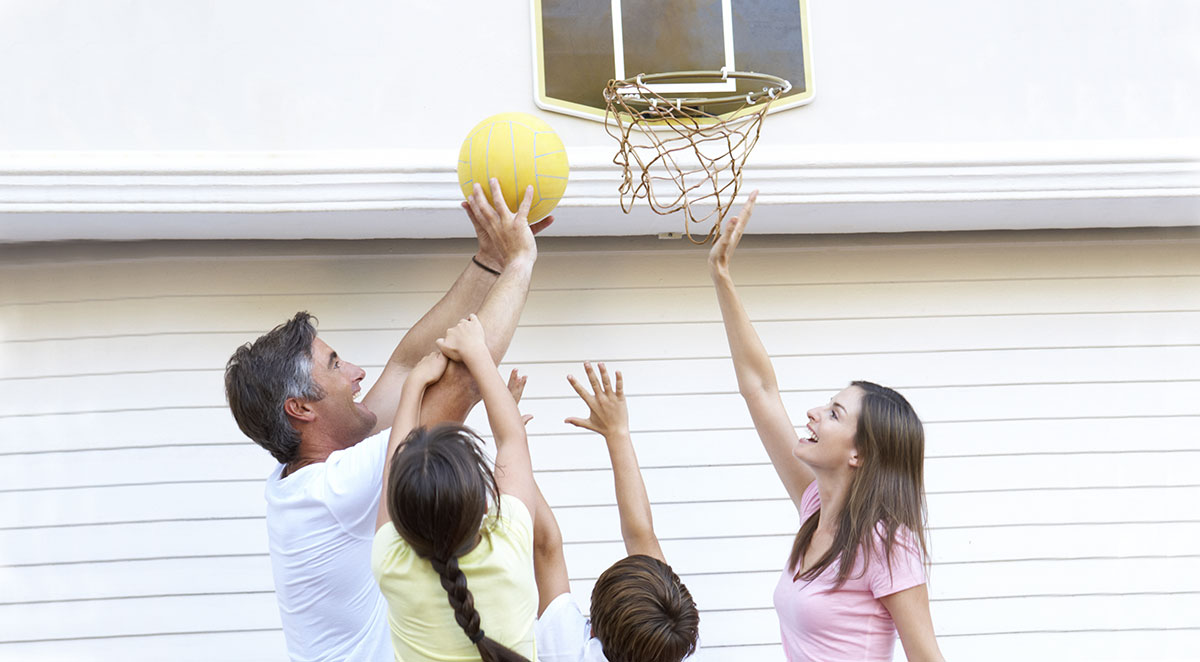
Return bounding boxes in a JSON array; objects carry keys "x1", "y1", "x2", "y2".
[{"x1": 603, "y1": 69, "x2": 790, "y2": 244}]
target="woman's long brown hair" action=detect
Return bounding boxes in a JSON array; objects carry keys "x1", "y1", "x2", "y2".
[
  {"x1": 387, "y1": 423, "x2": 531, "y2": 662},
  {"x1": 786, "y1": 382, "x2": 929, "y2": 589}
]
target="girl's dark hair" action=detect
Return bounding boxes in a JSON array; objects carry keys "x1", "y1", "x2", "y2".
[
  {"x1": 787, "y1": 381, "x2": 929, "y2": 589},
  {"x1": 386, "y1": 423, "x2": 530, "y2": 662}
]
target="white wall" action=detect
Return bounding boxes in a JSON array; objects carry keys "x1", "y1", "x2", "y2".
[
  {"x1": 1, "y1": 1, "x2": 1195, "y2": 149},
  {"x1": 2, "y1": 229, "x2": 1197, "y2": 660},
  {"x1": 1, "y1": 1, "x2": 1198, "y2": 659},
  {"x1": 0, "y1": 0, "x2": 1197, "y2": 240}
]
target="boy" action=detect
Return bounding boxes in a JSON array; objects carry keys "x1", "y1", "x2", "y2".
[{"x1": 532, "y1": 362, "x2": 699, "y2": 662}]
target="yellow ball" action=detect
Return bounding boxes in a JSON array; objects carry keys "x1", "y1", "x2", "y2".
[{"x1": 457, "y1": 112, "x2": 568, "y2": 224}]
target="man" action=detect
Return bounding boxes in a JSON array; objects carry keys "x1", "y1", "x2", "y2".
[{"x1": 224, "y1": 182, "x2": 549, "y2": 661}]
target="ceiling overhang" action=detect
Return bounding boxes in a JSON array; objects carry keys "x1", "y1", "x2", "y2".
[{"x1": 1, "y1": 141, "x2": 1197, "y2": 242}]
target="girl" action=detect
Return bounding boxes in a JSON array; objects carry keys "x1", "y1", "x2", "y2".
[
  {"x1": 709, "y1": 193, "x2": 945, "y2": 662},
  {"x1": 372, "y1": 314, "x2": 540, "y2": 662}
]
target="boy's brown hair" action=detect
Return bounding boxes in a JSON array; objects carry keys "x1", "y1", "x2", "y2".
[{"x1": 589, "y1": 554, "x2": 699, "y2": 662}]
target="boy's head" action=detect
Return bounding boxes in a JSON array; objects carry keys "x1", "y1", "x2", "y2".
[{"x1": 589, "y1": 554, "x2": 699, "y2": 662}]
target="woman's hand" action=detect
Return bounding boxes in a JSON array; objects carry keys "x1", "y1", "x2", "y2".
[{"x1": 708, "y1": 190, "x2": 758, "y2": 278}]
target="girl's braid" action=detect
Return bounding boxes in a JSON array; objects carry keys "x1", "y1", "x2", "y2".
[{"x1": 430, "y1": 556, "x2": 486, "y2": 645}]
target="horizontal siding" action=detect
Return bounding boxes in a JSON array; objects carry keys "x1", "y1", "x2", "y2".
[{"x1": 1, "y1": 229, "x2": 1197, "y2": 660}]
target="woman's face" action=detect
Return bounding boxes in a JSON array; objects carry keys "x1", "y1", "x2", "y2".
[{"x1": 794, "y1": 385, "x2": 864, "y2": 471}]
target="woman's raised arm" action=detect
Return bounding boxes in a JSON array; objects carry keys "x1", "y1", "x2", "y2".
[{"x1": 709, "y1": 192, "x2": 815, "y2": 509}]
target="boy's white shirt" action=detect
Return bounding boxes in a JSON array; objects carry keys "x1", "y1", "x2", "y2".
[{"x1": 534, "y1": 593, "x2": 611, "y2": 662}]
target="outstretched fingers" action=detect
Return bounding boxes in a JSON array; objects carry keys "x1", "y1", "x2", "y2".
[
  {"x1": 468, "y1": 183, "x2": 499, "y2": 228},
  {"x1": 723, "y1": 190, "x2": 757, "y2": 249},
  {"x1": 507, "y1": 368, "x2": 528, "y2": 404},
  {"x1": 709, "y1": 189, "x2": 758, "y2": 270},
  {"x1": 514, "y1": 185, "x2": 534, "y2": 223},
  {"x1": 564, "y1": 371, "x2": 598, "y2": 432},
  {"x1": 563, "y1": 416, "x2": 598, "y2": 432},
  {"x1": 487, "y1": 178, "x2": 509, "y2": 218},
  {"x1": 584, "y1": 361, "x2": 604, "y2": 396},
  {"x1": 565, "y1": 372, "x2": 595, "y2": 405},
  {"x1": 462, "y1": 200, "x2": 480, "y2": 227},
  {"x1": 597, "y1": 362, "x2": 616, "y2": 396},
  {"x1": 507, "y1": 369, "x2": 534, "y2": 425},
  {"x1": 529, "y1": 215, "x2": 555, "y2": 235}
]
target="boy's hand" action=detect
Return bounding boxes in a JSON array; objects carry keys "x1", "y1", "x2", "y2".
[
  {"x1": 435, "y1": 314, "x2": 487, "y2": 363},
  {"x1": 409, "y1": 350, "x2": 448, "y2": 387},
  {"x1": 565, "y1": 362, "x2": 628, "y2": 438}
]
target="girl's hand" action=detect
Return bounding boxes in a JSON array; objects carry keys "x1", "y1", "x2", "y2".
[
  {"x1": 565, "y1": 362, "x2": 628, "y2": 438},
  {"x1": 708, "y1": 190, "x2": 758, "y2": 276},
  {"x1": 507, "y1": 368, "x2": 534, "y2": 426},
  {"x1": 409, "y1": 350, "x2": 448, "y2": 387},
  {"x1": 435, "y1": 314, "x2": 488, "y2": 363}
]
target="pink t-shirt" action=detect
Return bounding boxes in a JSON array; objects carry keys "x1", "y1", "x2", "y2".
[{"x1": 773, "y1": 482, "x2": 926, "y2": 662}]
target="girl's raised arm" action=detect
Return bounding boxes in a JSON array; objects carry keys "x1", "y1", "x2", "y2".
[
  {"x1": 709, "y1": 192, "x2": 815, "y2": 510},
  {"x1": 437, "y1": 315, "x2": 538, "y2": 513}
]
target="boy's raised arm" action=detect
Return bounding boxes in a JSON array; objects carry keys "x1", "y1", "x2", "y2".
[{"x1": 565, "y1": 362, "x2": 664, "y2": 561}]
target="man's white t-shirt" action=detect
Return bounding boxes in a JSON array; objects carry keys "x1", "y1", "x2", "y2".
[{"x1": 264, "y1": 433, "x2": 391, "y2": 662}]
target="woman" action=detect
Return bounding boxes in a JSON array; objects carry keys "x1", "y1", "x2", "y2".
[{"x1": 708, "y1": 192, "x2": 945, "y2": 662}]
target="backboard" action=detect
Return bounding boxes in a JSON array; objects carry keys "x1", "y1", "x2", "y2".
[{"x1": 533, "y1": 0, "x2": 814, "y2": 122}]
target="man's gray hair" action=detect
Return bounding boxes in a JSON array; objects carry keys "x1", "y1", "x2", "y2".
[{"x1": 225, "y1": 312, "x2": 325, "y2": 464}]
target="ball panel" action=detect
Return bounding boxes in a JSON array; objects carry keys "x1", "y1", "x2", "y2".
[{"x1": 457, "y1": 140, "x2": 475, "y2": 200}]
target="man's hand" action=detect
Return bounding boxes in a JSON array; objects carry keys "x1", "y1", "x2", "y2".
[
  {"x1": 708, "y1": 190, "x2": 757, "y2": 277},
  {"x1": 469, "y1": 200, "x2": 555, "y2": 274},
  {"x1": 467, "y1": 179, "x2": 539, "y2": 271},
  {"x1": 435, "y1": 314, "x2": 489, "y2": 364},
  {"x1": 565, "y1": 362, "x2": 629, "y2": 439}
]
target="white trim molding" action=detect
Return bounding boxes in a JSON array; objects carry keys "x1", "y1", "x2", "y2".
[{"x1": 1, "y1": 140, "x2": 1197, "y2": 242}]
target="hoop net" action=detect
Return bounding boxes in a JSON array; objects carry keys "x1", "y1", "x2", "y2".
[{"x1": 603, "y1": 70, "x2": 788, "y2": 244}]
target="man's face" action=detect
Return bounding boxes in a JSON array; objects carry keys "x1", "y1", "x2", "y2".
[{"x1": 307, "y1": 337, "x2": 377, "y2": 445}]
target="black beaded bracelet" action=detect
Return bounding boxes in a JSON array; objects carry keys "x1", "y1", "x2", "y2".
[{"x1": 471, "y1": 256, "x2": 502, "y2": 276}]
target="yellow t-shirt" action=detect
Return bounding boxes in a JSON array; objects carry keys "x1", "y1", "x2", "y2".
[{"x1": 371, "y1": 494, "x2": 537, "y2": 662}]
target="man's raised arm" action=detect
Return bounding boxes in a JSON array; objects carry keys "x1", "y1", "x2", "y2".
[{"x1": 362, "y1": 179, "x2": 550, "y2": 431}]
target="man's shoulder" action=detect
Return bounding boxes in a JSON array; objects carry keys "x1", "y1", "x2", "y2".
[
  {"x1": 328, "y1": 431, "x2": 389, "y2": 464},
  {"x1": 277, "y1": 432, "x2": 387, "y2": 537},
  {"x1": 265, "y1": 432, "x2": 386, "y2": 493}
]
